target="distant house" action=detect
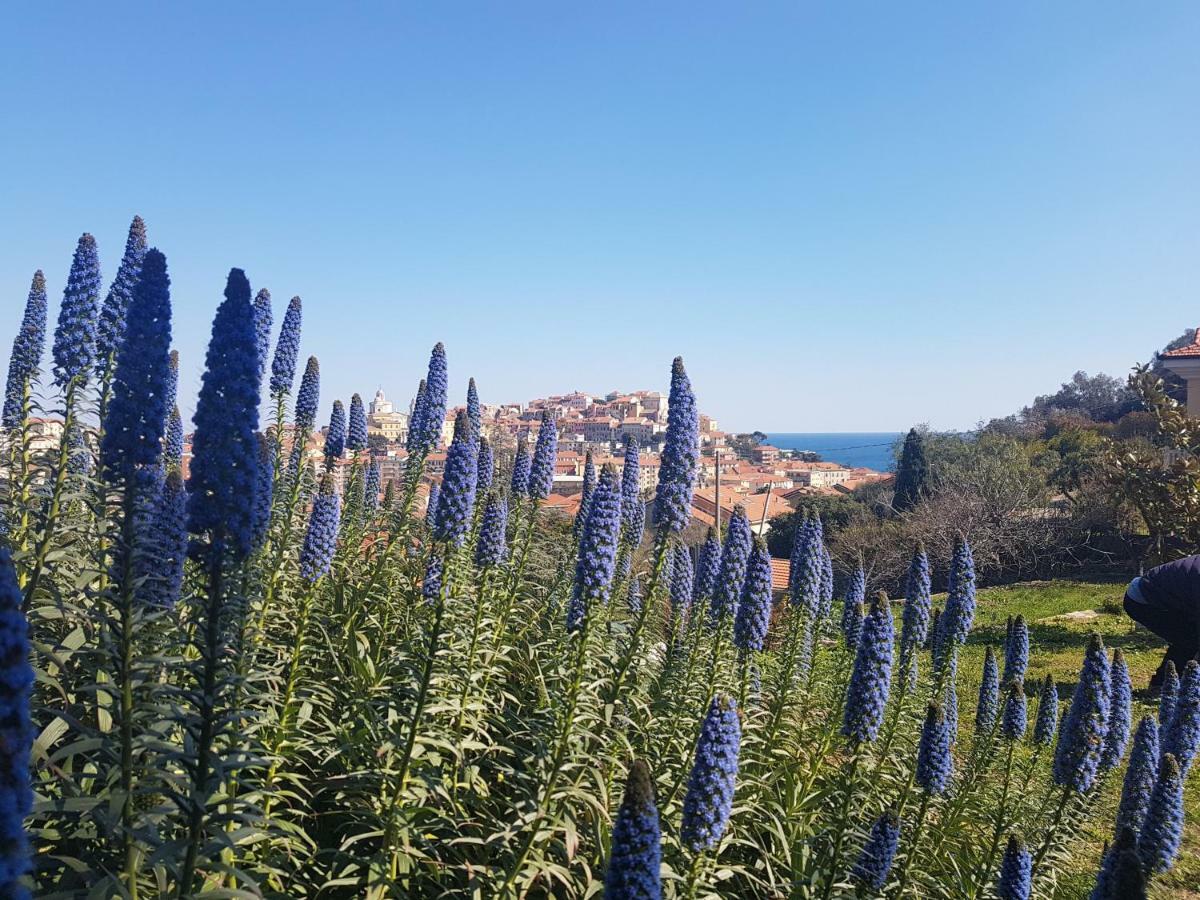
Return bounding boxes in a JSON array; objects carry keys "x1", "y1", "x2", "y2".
[{"x1": 1161, "y1": 330, "x2": 1200, "y2": 416}]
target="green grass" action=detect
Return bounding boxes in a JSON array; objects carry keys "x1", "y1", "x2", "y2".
[{"x1": 952, "y1": 578, "x2": 1199, "y2": 899}]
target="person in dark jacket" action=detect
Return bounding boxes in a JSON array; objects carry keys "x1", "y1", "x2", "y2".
[{"x1": 1125, "y1": 554, "x2": 1200, "y2": 687}]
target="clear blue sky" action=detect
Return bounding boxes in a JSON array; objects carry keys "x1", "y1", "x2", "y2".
[{"x1": 2, "y1": 3, "x2": 1198, "y2": 432}]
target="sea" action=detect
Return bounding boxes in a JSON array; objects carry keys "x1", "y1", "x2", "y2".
[{"x1": 764, "y1": 433, "x2": 902, "y2": 473}]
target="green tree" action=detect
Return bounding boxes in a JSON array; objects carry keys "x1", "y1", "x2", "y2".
[{"x1": 892, "y1": 427, "x2": 929, "y2": 512}]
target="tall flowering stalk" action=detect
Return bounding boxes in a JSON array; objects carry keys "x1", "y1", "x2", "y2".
[
  {"x1": 680, "y1": 694, "x2": 740, "y2": 862},
  {"x1": 0, "y1": 549, "x2": 32, "y2": 900},
  {"x1": 605, "y1": 760, "x2": 662, "y2": 900},
  {"x1": 825, "y1": 591, "x2": 893, "y2": 898},
  {"x1": 733, "y1": 537, "x2": 772, "y2": 702},
  {"x1": 1161, "y1": 659, "x2": 1200, "y2": 774},
  {"x1": 1101, "y1": 649, "x2": 1132, "y2": 771},
  {"x1": 178, "y1": 267, "x2": 261, "y2": 894},
  {"x1": 97, "y1": 247, "x2": 173, "y2": 895},
  {"x1": 347, "y1": 392, "x2": 368, "y2": 453},
  {"x1": 670, "y1": 542, "x2": 694, "y2": 640},
  {"x1": 24, "y1": 235, "x2": 102, "y2": 598},
  {"x1": 851, "y1": 809, "x2": 899, "y2": 892},
  {"x1": 693, "y1": 528, "x2": 719, "y2": 609},
  {"x1": 1004, "y1": 614, "x2": 1029, "y2": 684},
  {"x1": 933, "y1": 535, "x2": 976, "y2": 674},
  {"x1": 995, "y1": 836, "x2": 1032, "y2": 900},
  {"x1": 476, "y1": 436, "x2": 494, "y2": 497},
  {"x1": 1114, "y1": 716, "x2": 1159, "y2": 840},
  {"x1": 894, "y1": 702, "x2": 953, "y2": 896},
  {"x1": 433, "y1": 411, "x2": 478, "y2": 549},
  {"x1": 840, "y1": 557, "x2": 866, "y2": 650},
  {"x1": 260, "y1": 473, "x2": 340, "y2": 824},
  {"x1": 574, "y1": 450, "x2": 596, "y2": 540},
  {"x1": 653, "y1": 357, "x2": 699, "y2": 537},
  {"x1": 565, "y1": 465, "x2": 621, "y2": 634},
  {"x1": 620, "y1": 437, "x2": 644, "y2": 544},
  {"x1": 975, "y1": 647, "x2": 1000, "y2": 736},
  {"x1": 1158, "y1": 662, "x2": 1179, "y2": 744},
  {"x1": 266, "y1": 294, "x2": 302, "y2": 475},
  {"x1": 709, "y1": 506, "x2": 751, "y2": 626},
  {"x1": 2, "y1": 271, "x2": 45, "y2": 558},
  {"x1": 323, "y1": 400, "x2": 346, "y2": 470},
  {"x1": 841, "y1": 592, "x2": 894, "y2": 746},
  {"x1": 252, "y1": 289, "x2": 273, "y2": 381},
  {"x1": 1052, "y1": 634, "x2": 1111, "y2": 794},
  {"x1": 528, "y1": 411, "x2": 557, "y2": 501},
  {"x1": 510, "y1": 437, "x2": 531, "y2": 497},
  {"x1": 1138, "y1": 753, "x2": 1184, "y2": 875},
  {"x1": 96, "y1": 216, "x2": 147, "y2": 405}
]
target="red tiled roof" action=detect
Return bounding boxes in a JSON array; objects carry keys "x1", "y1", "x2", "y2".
[
  {"x1": 1162, "y1": 330, "x2": 1200, "y2": 358},
  {"x1": 769, "y1": 558, "x2": 790, "y2": 593}
]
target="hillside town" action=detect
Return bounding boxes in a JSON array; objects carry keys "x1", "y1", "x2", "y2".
[{"x1": 280, "y1": 385, "x2": 894, "y2": 535}]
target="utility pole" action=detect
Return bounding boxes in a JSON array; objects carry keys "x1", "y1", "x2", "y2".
[{"x1": 714, "y1": 448, "x2": 722, "y2": 545}]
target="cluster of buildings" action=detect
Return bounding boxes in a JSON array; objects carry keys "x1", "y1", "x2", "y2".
[
  {"x1": 16, "y1": 385, "x2": 890, "y2": 540},
  {"x1": 286, "y1": 385, "x2": 892, "y2": 535}
]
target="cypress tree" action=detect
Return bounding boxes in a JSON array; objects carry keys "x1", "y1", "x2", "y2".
[{"x1": 892, "y1": 427, "x2": 929, "y2": 512}]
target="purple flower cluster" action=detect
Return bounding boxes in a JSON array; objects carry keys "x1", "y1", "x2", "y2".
[
  {"x1": 476, "y1": 436, "x2": 494, "y2": 495},
  {"x1": 1139, "y1": 753, "x2": 1184, "y2": 874},
  {"x1": 670, "y1": 542, "x2": 694, "y2": 623},
  {"x1": 299, "y1": 475, "x2": 341, "y2": 583},
  {"x1": 1052, "y1": 634, "x2": 1111, "y2": 793},
  {"x1": 1033, "y1": 675, "x2": 1059, "y2": 747},
  {"x1": 620, "y1": 438, "x2": 645, "y2": 546},
  {"x1": 1161, "y1": 660, "x2": 1200, "y2": 773},
  {"x1": 653, "y1": 357, "x2": 699, "y2": 534},
  {"x1": 269, "y1": 296, "x2": 303, "y2": 396},
  {"x1": 788, "y1": 513, "x2": 823, "y2": 617},
  {"x1": 709, "y1": 506, "x2": 751, "y2": 625},
  {"x1": 851, "y1": 809, "x2": 899, "y2": 891},
  {"x1": 324, "y1": 400, "x2": 346, "y2": 467},
  {"x1": 694, "y1": 529, "x2": 720, "y2": 607},
  {"x1": 566, "y1": 464, "x2": 622, "y2": 633},
  {"x1": 294, "y1": 356, "x2": 321, "y2": 433},
  {"x1": 96, "y1": 216, "x2": 147, "y2": 372},
  {"x1": 347, "y1": 393, "x2": 368, "y2": 451},
  {"x1": 52, "y1": 233, "x2": 103, "y2": 388},
  {"x1": 252, "y1": 288, "x2": 273, "y2": 382},
  {"x1": 2, "y1": 271, "x2": 48, "y2": 428},
  {"x1": 841, "y1": 593, "x2": 894, "y2": 745},
  {"x1": 185, "y1": 268, "x2": 262, "y2": 560},
  {"x1": 0, "y1": 548, "x2": 33, "y2": 898},
  {"x1": 100, "y1": 248, "x2": 173, "y2": 478},
  {"x1": 433, "y1": 411, "x2": 478, "y2": 546},
  {"x1": 1001, "y1": 680, "x2": 1027, "y2": 741},
  {"x1": 1004, "y1": 615, "x2": 1029, "y2": 684},
  {"x1": 975, "y1": 647, "x2": 1000, "y2": 735},
  {"x1": 680, "y1": 694, "x2": 741, "y2": 852},
  {"x1": 475, "y1": 493, "x2": 508, "y2": 569},
  {"x1": 1101, "y1": 649, "x2": 1132, "y2": 771},
  {"x1": 841, "y1": 560, "x2": 866, "y2": 649},
  {"x1": 605, "y1": 760, "x2": 662, "y2": 900},
  {"x1": 917, "y1": 702, "x2": 954, "y2": 795},
  {"x1": 1115, "y1": 716, "x2": 1159, "y2": 840},
  {"x1": 528, "y1": 411, "x2": 558, "y2": 501},
  {"x1": 734, "y1": 538, "x2": 772, "y2": 655},
  {"x1": 996, "y1": 836, "x2": 1031, "y2": 900},
  {"x1": 510, "y1": 437, "x2": 531, "y2": 497}
]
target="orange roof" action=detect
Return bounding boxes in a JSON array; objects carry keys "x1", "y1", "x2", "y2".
[
  {"x1": 769, "y1": 558, "x2": 790, "y2": 594},
  {"x1": 1162, "y1": 329, "x2": 1200, "y2": 358}
]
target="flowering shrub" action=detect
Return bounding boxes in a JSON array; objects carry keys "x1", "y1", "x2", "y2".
[{"x1": 2, "y1": 223, "x2": 1194, "y2": 899}]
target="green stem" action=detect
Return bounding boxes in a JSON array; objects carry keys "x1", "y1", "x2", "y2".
[
  {"x1": 177, "y1": 553, "x2": 227, "y2": 897},
  {"x1": 497, "y1": 617, "x2": 591, "y2": 898},
  {"x1": 971, "y1": 739, "x2": 1016, "y2": 899},
  {"x1": 817, "y1": 749, "x2": 861, "y2": 900},
  {"x1": 22, "y1": 378, "x2": 78, "y2": 601},
  {"x1": 890, "y1": 791, "x2": 931, "y2": 899}
]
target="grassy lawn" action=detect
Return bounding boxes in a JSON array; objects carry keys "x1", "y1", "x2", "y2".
[{"x1": 953, "y1": 578, "x2": 1199, "y2": 899}]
